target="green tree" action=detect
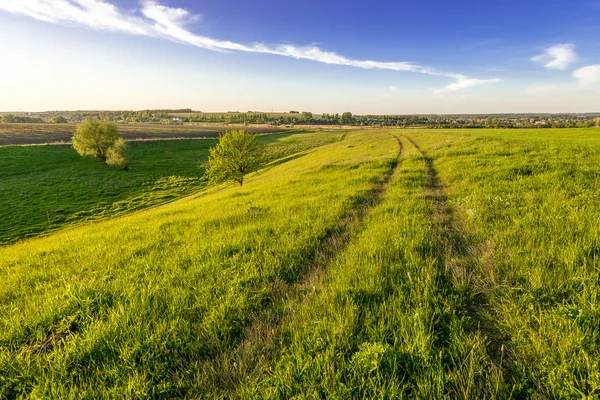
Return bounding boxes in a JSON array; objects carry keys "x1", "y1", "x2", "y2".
[
  {"x1": 72, "y1": 118, "x2": 128, "y2": 168},
  {"x1": 206, "y1": 130, "x2": 265, "y2": 186},
  {"x1": 340, "y1": 112, "x2": 353, "y2": 125}
]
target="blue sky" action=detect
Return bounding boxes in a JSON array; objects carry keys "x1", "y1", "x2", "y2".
[{"x1": 0, "y1": 0, "x2": 599, "y2": 113}]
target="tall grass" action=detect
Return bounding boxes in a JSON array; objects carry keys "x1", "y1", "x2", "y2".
[
  {"x1": 410, "y1": 128, "x2": 600, "y2": 397},
  {"x1": 1, "y1": 128, "x2": 599, "y2": 398},
  {"x1": 233, "y1": 135, "x2": 507, "y2": 398},
  {"x1": 0, "y1": 130, "x2": 396, "y2": 398}
]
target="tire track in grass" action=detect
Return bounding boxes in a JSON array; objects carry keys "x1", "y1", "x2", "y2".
[
  {"x1": 400, "y1": 134, "x2": 514, "y2": 384},
  {"x1": 197, "y1": 134, "x2": 404, "y2": 395}
]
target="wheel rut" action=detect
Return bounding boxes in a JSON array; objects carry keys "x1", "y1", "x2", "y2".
[
  {"x1": 399, "y1": 133, "x2": 513, "y2": 377},
  {"x1": 197, "y1": 133, "x2": 405, "y2": 394}
]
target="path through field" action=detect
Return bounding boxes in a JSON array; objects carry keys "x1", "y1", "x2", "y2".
[
  {"x1": 1, "y1": 129, "x2": 599, "y2": 398},
  {"x1": 198, "y1": 134, "x2": 404, "y2": 394},
  {"x1": 401, "y1": 133, "x2": 514, "y2": 395}
]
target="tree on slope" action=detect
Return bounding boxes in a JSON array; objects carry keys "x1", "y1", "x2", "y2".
[
  {"x1": 72, "y1": 118, "x2": 128, "y2": 169},
  {"x1": 206, "y1": 130, "x2": 265, "y2": 186}
]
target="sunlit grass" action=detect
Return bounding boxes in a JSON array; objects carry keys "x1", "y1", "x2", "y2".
[
  {"x1": 0, "y1": 130, "x2": 395, "y2": 398},
  {"x1": 1, "y1": 127, "x2": 599, "y2": 397},
  {"x1": 0, "y1": 131, "x2": 339, "y2": 245},
  {"x1": 410, "y1": 128, "x2": 600, "y2": 397}
]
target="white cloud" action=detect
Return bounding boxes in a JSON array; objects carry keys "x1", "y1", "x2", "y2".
[
  {"x1": 573, "y1": 65, "x2": 600, "y2": 86},
  {"x1": 389, "y1": 86, "x2": 397, "y2": 91},
  {"x1": 531, "y1": 43, "x2": 577, "y2": 70},
  {"x1": 0, "y1": 0, "x2": 154, "y2": 35},
  {"x1": 0, "y1": 0, "x2": 499, "y2": 92},
  {"x1": 433, "y1": 77, "x2": 501, "y2": 95}
]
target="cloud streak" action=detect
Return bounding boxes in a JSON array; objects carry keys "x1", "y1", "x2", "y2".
[
  {"x1": 0, "y1": 0, "x2": 500, "y2": 92},
  {"x1": 433, "y1": 77, "x2": 501, "y2": 95},
  {"x1": 573, "y1": 65, "x2": 600, "y2": 86},
  {"x1": 531, "y1": 43, "x2": 577, "y2": 70}
]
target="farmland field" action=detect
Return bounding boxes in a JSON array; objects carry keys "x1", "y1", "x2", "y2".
[
  {"x1": 1, "y1": 128, "x2": 600, "y2": 398},
  {"x1": 0, "y1": 123, "x2": 289, "y2": 146}
]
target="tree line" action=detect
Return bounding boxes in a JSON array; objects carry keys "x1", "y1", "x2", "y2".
[
  {"x1": 119, "y1": 112, "x2": 600, "y2": 128},
  {"x1": 3, "y1": 111, "x2": 599, "y2": 129},
  {"x1": 1, "y1": 114, "x2": 44, "y2": 123}
]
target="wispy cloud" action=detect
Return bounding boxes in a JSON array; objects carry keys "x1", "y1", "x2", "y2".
[
  {"x1": 433, "y1": 77, "x2": 501, "y2": 95},
  {"x1": 0, "y1": 0, "x2": 499, "y2": 92},
  {"x1": 573, "y1": 65, "x2": 600, "y2": 86},
  {"x1": 531, "y1": 43, "x2": 577, "y2": 70}
]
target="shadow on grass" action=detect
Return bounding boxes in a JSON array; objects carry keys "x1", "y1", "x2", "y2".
[
  {"x1": 194, "y1": 135, "x2": 404, "y2": 395},
  {"x1": 400, "y1": 134, "x2": 519, "y2": 394}
]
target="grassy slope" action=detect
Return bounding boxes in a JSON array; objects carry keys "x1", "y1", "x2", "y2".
[
  {"x1": 229, "y1": 128, "x2": 600, "y2": 398},
  {"x1": 234, "y1": 135, "x2": 505, "y2": 398},
  {"x1": 0, "y1": 131, "x2": 339, "y2": 245},
  {"x1": 409, "y1": 128, "x2": 600, "y2": 397},
  {"x1": 1, "y1": 128, "x2": 599, "y2": 398},
  {"x1": 0, "y1": 140, "x2": 210, "y2": 245},
  {"x1": 0, "y1": 130, "x2": 397, "y2": 398}
]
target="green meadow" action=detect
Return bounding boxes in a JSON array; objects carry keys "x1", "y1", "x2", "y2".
[
  {"x1": 0, "y1": 130, "x2": 337, "y2": 244},
  {"x1": 1, "y1": 128, "x2": 599, "y2": 398}
]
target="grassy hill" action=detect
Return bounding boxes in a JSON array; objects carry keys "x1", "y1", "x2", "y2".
[
  {"x1": 1, "y1": 128, "x2": 599, "y2": 398},
  {"x1": 0, "y1": 131, "x2": 339, "y2": 244}
]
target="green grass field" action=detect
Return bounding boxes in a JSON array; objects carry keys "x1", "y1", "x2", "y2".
[
  {"x1": 0, "y1": 130, "x2": 340, "y2": 245},
  {"x1": 1, "y1": 128, "x2": 599, "y2": 398}
]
